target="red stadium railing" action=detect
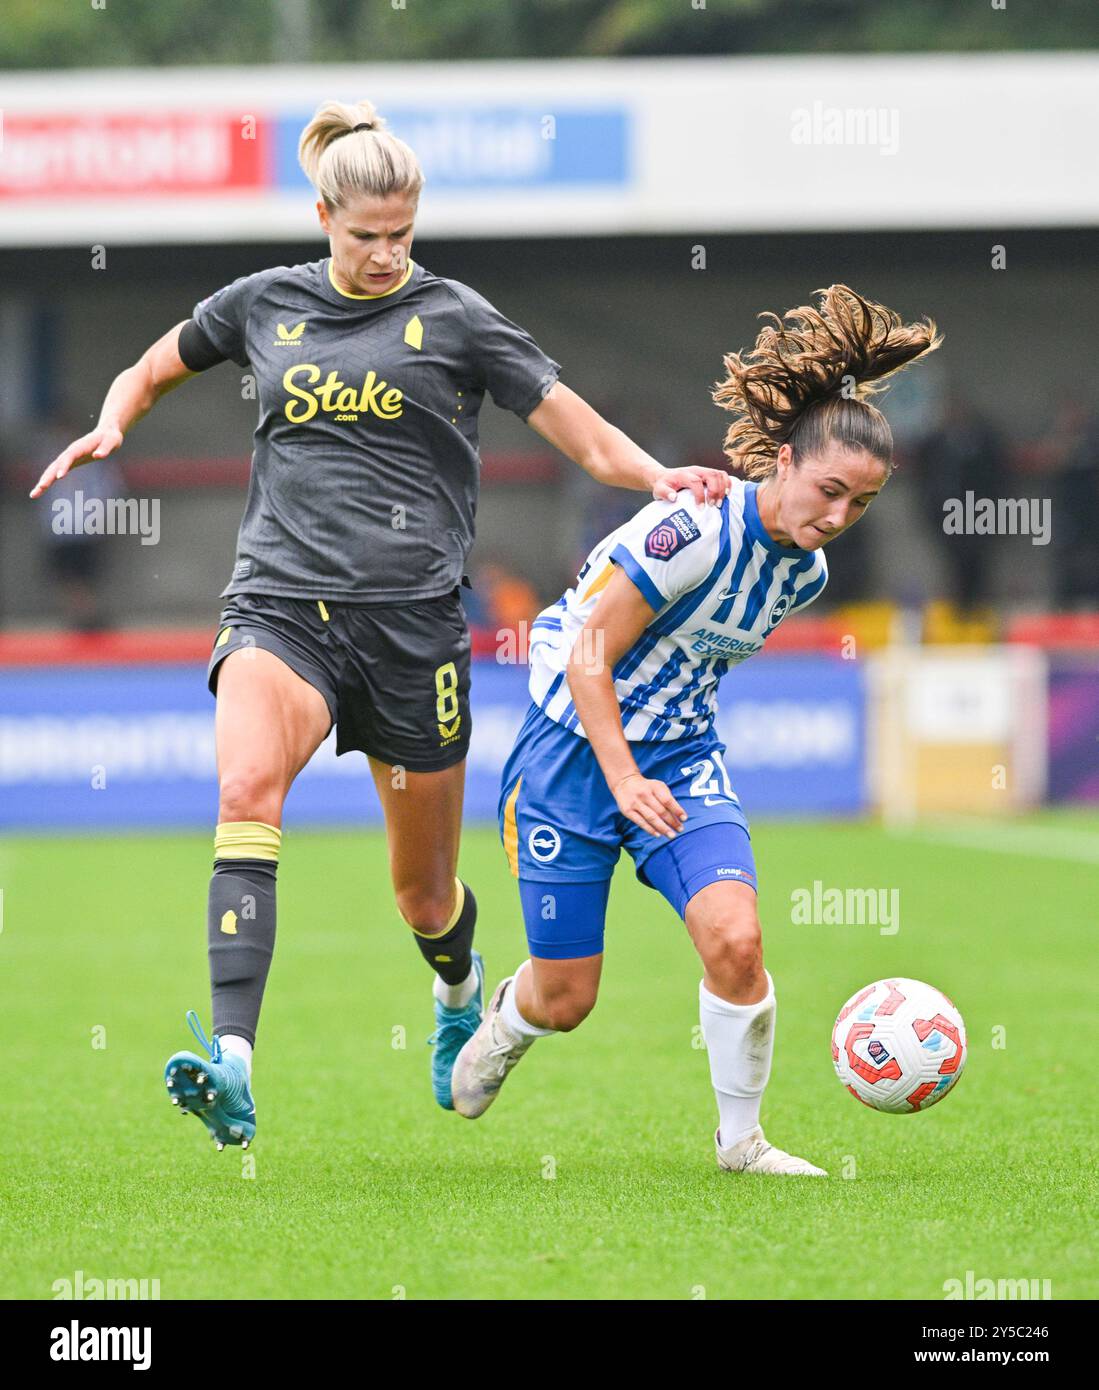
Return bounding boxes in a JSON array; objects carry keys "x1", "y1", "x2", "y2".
[
  {"x1": 0, "y1": 630, "x2": 212, "y2": 666},
  {"x1": 0, "y1": 614, "x2": 847, "y2": 667},
  {"x1": 6, "y1": 451, "x2": 568, "y2": 493},
  {"x1": 1005, "y1": 613, "x2": 1099, "y2": 649}
]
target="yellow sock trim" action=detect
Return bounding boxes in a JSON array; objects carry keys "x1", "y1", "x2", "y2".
[
  {"x1": 215, "y1": 820, "x2": 282, "y2": 863},
  {"x1": 445, "y1": 878, "x2": 465, "y2": 931},
  {"x1": 404, "y1": 877, "x2": 464, "y2": 937}
]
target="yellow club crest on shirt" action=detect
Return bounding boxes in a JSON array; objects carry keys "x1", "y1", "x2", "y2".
[
  {"x1": 275, "y1": 321, "x2": 306, "y2": 344},
  {"x1": 404, "y1": 315, "x2": 423, "y2": 351}
]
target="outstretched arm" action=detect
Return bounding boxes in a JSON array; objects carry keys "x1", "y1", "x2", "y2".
[
  {"x1": 29, "y1": 321, "x2": 197, "y2": 498},
  {"x1": 526, "y1": 381, "x2": 730, "y2": 506}
]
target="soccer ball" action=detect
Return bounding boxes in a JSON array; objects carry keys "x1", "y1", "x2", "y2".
[{"x1": 832, "y1": 977, "x2": 966, "y2": 1113}]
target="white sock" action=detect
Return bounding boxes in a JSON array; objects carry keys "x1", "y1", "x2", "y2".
[
  {"x1": 499, "y1": 961, "x2": 556, "y2": 1040},
  {"x1": 219, "y1": 1033, "x2": 253, "y2": 1079},
  {"x1": 433, "y1": 966, "x2": 479, "y2": 1009},
  {"x1": 699, "y1": 971, "x2": 776, "y2": 1150}
]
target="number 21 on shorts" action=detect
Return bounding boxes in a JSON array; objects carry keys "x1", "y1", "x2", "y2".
[{"x1": 681, "y1": 752, "x2": 738, "y2": 808}]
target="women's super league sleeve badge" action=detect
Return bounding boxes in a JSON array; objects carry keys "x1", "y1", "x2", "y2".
[{"x1": 644, "y1": 509, "x2": 702, "y2": 560}]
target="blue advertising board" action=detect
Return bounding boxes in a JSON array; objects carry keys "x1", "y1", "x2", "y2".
[
  {"x1": 713, "y1": 656, "x2": 867, "y2": 817},
  {"x1": 275, "y1": 107, "x2": 630, "y2": 192},
  {"x1": 0, "y1": 656, "x2": 865, "y2": 831}
]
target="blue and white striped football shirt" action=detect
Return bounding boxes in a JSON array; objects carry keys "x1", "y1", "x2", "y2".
[{"x1": 528, "y1": 478, "x2": 828, "y2": 742}]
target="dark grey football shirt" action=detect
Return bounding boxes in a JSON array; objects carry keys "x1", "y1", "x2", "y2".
[{"x1": 191, "y1": 257, "x2": 560, "y2": 600}]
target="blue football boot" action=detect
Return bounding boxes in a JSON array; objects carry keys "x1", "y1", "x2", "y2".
[
  {"x1": 427, "y1": 950, "x2": 484, "y2": 1110},
  {"x1": 164, "y1": 1010, "x2": 256, "y2": 1150}
]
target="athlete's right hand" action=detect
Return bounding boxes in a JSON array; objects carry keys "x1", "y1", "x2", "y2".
[
  {"x1": 29, "y1": 424, "x2": 123, "y2": 498},
  {"x1": 613, "y1": 773, "x2": 687, "y2": 839}
]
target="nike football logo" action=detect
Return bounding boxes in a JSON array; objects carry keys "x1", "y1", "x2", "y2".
[{"x1": 716, "y1": 588, "x2": 740, "y2": 602}]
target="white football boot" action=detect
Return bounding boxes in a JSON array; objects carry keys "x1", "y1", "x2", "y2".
[
  {"x1": 451, "y1": 977, "x2": 534, "y2": 1118},
  {"x1": 715, "y1": 1126, "x2": 827, "y2": 1176}
]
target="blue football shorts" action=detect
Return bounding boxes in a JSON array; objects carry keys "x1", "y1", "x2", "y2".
[{"x1": 498, "y1": 702, "x2": 758, "y2": 959}]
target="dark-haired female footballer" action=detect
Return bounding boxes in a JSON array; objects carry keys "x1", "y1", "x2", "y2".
[
  {"x1": 28, "y1": 98, "x2": 731, "y2": 1152},
  {"x1": 452, "y1": 286, "x2": 942, "y2": 1174}
]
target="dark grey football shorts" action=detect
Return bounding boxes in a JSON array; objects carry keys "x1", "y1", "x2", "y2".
[{"x1": 207, "y1": 589, "x2": 472, "y2": 771}]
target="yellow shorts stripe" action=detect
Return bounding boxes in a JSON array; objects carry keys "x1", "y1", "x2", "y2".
[
  {"x1": 214, "y1": 820, "x2": 282, "y2": 863},
  {"x1": 502, "y1": 775, "x2": 523, "y2": 878},
  {"x1": 317, "y1": 600, "x2": 330, "y2": 623}
]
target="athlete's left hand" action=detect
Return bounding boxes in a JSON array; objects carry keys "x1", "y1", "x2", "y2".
[{"x1": 652, "y1": 466, "x2": 733, "y2": 505}]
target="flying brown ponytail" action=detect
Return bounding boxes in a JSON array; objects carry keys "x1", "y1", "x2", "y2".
[{"x1": 713, "y1": 284, "x2": 943, "y2": 478}]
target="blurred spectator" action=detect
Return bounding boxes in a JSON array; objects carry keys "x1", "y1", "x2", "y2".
[
  {"x1": 1014, "y1": 391, "x2": 1090, "y2": 480},
  {"x1": 463, "y1": 559, "x2": 541, "y2": 643},
  {"x1": 913, "y1": 394, "x2": 1006, "y2": 613},
  {"x1": 1050, "y1": 401, "x2": 1099, "y2": 605},
  {"x1": 30, "y1": 412, "x2": 124, "y2": 631},
  {"x1": 483, "y1": 562, "x2": 541, "y2": 629},
  {"x1": 1010, "y1": 390, "x2": 1099, "y2": 606},
  {"x1": 566, "y1": 400, "x2": 684, "y2": 568}
]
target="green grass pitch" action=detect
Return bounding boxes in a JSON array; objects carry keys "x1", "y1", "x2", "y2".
[{"x1": 1, "y1": 813, "x2": 1096, "y2": 1300}]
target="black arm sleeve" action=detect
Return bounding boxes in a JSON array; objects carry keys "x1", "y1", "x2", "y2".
[{"x1": 178, "y1": 318, "x2": 228, "y2": 372}]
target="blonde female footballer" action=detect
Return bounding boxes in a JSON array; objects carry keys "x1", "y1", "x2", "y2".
[
  {"x1": 28, "y1": 98, "x2": 732, "y2": 1151},
  {"x1": 451, "y1": 286, "x2": 941, "y2": 1174}
]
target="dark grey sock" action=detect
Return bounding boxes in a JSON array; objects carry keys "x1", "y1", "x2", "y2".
[
  {"x1": 207, "y1": 859, "x2": 277, "y2": 1047},
  {"x1": 413, "y1": 881, "x2": 477, "y2": 986}
]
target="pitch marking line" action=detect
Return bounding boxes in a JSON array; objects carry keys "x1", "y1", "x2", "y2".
[{"x1": 888, "y1": 820, "x2": 1099, "y2": 866}]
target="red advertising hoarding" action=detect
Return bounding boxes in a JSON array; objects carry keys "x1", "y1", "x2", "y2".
[{"x1": 0, "y1": 113, "x2": 269, "y2": 197}]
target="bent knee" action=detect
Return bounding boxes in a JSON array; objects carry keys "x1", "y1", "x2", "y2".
[
  {"x1": 218, "y1": 769, "x2": 286, "y2": 825},
  {"x1": 538, "y1": 989, "x2": 597, "y2": 1033},
  {"x1": 700, "y1": 916, "x2": 763, "y2": 978},
  {"x1": 396, "y1": 885, "x2": 458, "y2": 937}
]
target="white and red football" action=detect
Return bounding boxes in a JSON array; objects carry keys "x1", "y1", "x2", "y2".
[{"x1": 832, "y1": 978, "x2": 967, "y2": 1114}]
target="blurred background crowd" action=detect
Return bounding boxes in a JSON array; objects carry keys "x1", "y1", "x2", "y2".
[{"x1": 1, "y1": 0, "x2": 1097, "y2": 650}]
